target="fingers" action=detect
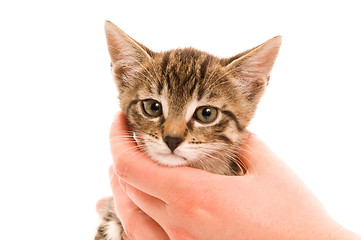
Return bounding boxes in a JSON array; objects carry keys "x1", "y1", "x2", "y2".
[
  {"x1": 96, "y1": 196, "x2": 113, "y2": 214},
  {"x1": 110, "y1": 111, "x2": 214, "y2": 202},
  {"x1": 109, "y1": 166, "x2": 170, "y2": 240},
  {"x1": 110, "y1": 112, "x2": 168, "y2": 198},
  {"x1": 120, "y1": 180, "x2": 168, "y2": 225}
]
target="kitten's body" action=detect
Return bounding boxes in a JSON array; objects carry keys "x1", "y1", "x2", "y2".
[{"x1": 95, "y1": 21, "x2": 281, "y2": 239}]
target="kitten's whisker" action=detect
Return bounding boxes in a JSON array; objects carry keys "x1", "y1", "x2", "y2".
[
  {"x1": 237, "y1": 152, "x2": 255, "y2": 172},
  {"x1": 192, "y1": 141, "x2": 251, "y2": 174},
  {"x1": 194, "y1": 148, "x2": 230, "y2": 172},
  {"x1": 111, "y1": 135, "x2": 135, "y2": 138},
  {"x1": 240, "y1": 142, "x2": 257, "y2": 159},
  {"x1": 110, "y1": 136, "x2": 137, "y2": 143},
  {"x1": 112, "y1": 145, "x2": 142, "y2": 157}
]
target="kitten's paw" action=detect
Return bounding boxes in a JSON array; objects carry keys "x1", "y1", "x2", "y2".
[{"x1": 94, "y1": 196, "x2": 124, "y2": 240}]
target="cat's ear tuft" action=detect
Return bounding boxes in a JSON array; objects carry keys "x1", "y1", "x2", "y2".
[
  {"x1": 226, "y1": 36, "x2": 282, "y2": 102},
  {"x1": 104, "y1": 21, "x2": 152, "y2": 67}
]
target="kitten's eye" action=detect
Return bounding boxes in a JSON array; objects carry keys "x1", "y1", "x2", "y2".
[
  {"x1": 194, "y1": 106, "x2": 218, "y2": 123},
  {"x1": 142, "y1": 99, "x2": 163, "y2": 117}
]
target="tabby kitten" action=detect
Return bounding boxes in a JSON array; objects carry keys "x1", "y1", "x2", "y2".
[{"x1": 95, "y1": 21, "x2": 281, "y2": 240}]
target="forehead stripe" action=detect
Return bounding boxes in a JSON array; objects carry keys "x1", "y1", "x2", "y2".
[
  {"x1": 157, "y1": 81, "x2": 163, "y2": 95},
  {"x1": 161, "y1": 52, "x2": 170, "y2": 74},
  {"x1": 197, "y1": 87, "x2": 205, "y2": 101},
  {"x1": 200, "y1": 55, "x2": 211, "y2": 80}
]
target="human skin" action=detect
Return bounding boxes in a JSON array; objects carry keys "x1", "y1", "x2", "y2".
[{"x1": 106, "y1": 112, "x2": 360, "y2": 240}]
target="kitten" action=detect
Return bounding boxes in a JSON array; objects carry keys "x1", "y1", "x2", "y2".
[{"x1": 94, "y1": 21, "x2": 281, "y2": 240}]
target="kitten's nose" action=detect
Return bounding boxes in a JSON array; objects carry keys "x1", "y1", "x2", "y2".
[{"x1": 163, "y1": 136, "x2": 184, "y2": 152}]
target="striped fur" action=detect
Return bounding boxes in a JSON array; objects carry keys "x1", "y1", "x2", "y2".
[{"x1": 95, "y1": 21, "x2": 281, "y2": 240}]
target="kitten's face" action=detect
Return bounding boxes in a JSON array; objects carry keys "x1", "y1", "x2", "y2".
[
  {"x1": 105, "y1": 21, "x2": 281, "y2": 175},
  {"x1": 120, "y1": 50, "x2": 250, "y2": 174}
]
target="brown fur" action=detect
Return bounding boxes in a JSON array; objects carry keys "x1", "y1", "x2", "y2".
[{"x1": 94, "y1": 21, "x2": 281, "y2": 240}]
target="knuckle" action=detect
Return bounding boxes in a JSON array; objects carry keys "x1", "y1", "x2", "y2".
[{"x1": 113, "y1": 153, "x2": 132, "y2": 180}]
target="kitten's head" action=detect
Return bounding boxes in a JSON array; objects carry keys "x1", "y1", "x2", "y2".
[{"x1": 105, "y1": 21, "x2": 281, "y2": 175}]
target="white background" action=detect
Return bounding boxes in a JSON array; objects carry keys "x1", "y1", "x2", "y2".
[{"x1": 0, "y1": 0, "x2": 360, "y2": 239}]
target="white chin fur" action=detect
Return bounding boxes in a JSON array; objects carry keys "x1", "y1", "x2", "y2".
[
  {"x1": 149, "y1": 152, "x2": 188, "y2": 166},
  {"x1": 137, "y1": 135, "x2": 193, "y2": 166}
]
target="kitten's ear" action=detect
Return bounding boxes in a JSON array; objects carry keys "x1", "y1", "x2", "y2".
[
  {"x1": 225, "y1": 36, "x2": 282, "y2": 102},
  {"x1": 104, "y1": 21, "x2": 153, "y2": 74}
]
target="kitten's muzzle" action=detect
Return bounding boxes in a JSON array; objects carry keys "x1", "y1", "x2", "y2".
[{"x1": 163, "y1": 136, "x2": 184, "y2": 152}]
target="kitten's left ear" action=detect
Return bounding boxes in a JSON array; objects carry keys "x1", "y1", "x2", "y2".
[{"x1": 225, "y1": 36, "x2": 282, "y2": 102}]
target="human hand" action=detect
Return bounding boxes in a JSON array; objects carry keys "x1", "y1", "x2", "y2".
[{"x1": 109, "y1": 112, "x2": 360, "y2": 240}]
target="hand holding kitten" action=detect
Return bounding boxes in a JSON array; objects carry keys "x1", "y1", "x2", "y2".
[{"x1": 108, "y1": 111, "x2": 360, "y2": 240}]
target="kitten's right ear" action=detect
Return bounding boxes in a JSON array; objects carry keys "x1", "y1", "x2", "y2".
[{"x1": 104, "y1": 21, "x2": 152, "y2": 73}]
